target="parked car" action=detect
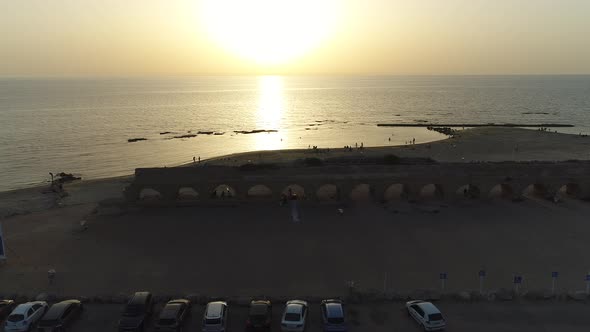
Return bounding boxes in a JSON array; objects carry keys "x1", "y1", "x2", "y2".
[
  {"x1": 202, "y1": 301, "x2": 228, "y2": 332},
  {"x1": 155, "y1": 299, "x2": 191, "y2": 332},
  {"x1": 320, "y1": 299, "x2": 346, "y2": 332},
  {"x1": 37, "y1": 299, "x2": 83, "y2": 332},
  {"x1": 118, "y1": 292, "x2": 153, "y2": 332},
  {"x1": 4, "y1": 301, "x2": 48, "y2": 332},
  {"x1": 406, "y1": 300, "x2": 446, "y2": 331},
  {"x1": 0, "y1": 300, "x2": 16, "y2": 321},
  {"x1": 246, "y1": 300, "x2": 272, "y2": 331},
  {"x1": 280, "y1": 300, "x2": 308, "y2": 332}
]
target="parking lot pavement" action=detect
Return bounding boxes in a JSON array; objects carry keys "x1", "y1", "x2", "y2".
[{"x1": 2, "y1": 301, "x2": 587, "y2": 332}]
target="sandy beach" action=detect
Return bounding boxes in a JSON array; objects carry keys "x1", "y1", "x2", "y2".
[{"x1": 1, "y1": 127, "x2": 590, "y2": 298}]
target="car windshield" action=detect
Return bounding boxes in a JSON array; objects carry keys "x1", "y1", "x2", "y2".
[
  {"x1": 205, "y1": 318, "x2": 221, "y2": 325},
  {"x1": 285, "y1": 313, "x2": 300, "y2": 321},
  {"x1": 429, "y1": 313, "x2": 443, "y2": 321},
  {"x1": 158, "y1": 318, "x2": 176, "y2": 326},
  {"x1": 124, "y1": 305, "x2": 144, "y2": 316},
  {"x1": 7, "y1": 314, "x2": 24, "y2": 322},
  {"x1": 328, "y1": 316, "x2": 345, "y2": 324}
]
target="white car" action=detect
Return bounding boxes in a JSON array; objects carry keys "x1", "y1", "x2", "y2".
[
  {"x1": 4, "y1": 301, "x2": 49, "y2": 332},
  {"x1": 280, "y1": 300, "x2": 308, "y2": 332},
  {"x1": 405, "y1": 300, "x2": 446, "y2": 331}
]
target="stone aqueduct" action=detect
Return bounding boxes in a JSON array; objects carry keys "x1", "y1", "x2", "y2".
[{"x1": 124, "y1": 163, "x2": 590, "y2": 205}]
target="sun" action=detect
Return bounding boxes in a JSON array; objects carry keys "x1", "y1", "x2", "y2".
[{"x1": 199, "y1": 0, "x2": 340, "y2": 65}]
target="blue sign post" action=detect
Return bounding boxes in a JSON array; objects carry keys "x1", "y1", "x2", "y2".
[
  {"x1": 551, "y1": 272, "x2": 558, "y2": 294},
  {"x1": 0, "y1": 223, "x2": 6, "y2": 261},
  {"x1": 514, "y1": 275, "x2": 523, "y2": 293},
  {"x1": 478, "y1": 270, "x2": 486, "y2": 294},
  {"x1": 439, "y1": 272, "x2": 447, "y2": 291}
]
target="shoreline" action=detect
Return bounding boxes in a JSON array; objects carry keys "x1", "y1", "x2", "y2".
[{"x1": 2, "y1": 127, "x2": 590, "y2": 218}]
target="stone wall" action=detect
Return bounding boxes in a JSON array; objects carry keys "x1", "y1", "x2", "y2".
[{"x1": 123, "y1": 162, "x2": 590, "y2": 205}]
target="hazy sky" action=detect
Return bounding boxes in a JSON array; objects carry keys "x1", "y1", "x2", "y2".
[{"x1": 1, "y1": 0, "x2": 590, "y2": 76}]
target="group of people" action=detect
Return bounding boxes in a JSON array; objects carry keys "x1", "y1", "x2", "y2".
[
  {"x1": 405, "y1": 138, "x2": 416, "y2": 145},
  {"x1": 344, "y1": 142, "x2": 364, "y2": 151}
]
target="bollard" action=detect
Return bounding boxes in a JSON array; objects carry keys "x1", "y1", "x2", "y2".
[
  {"x1": 439, "y1": 272, "x2": 447, "y2": 291},
  {"x1": 513, "y1": 275, "x2": 522, "y2": 294},
  {"x1": 551, "y1": 272, "x2": 558, "y2": 295},
  {"x1": 48, "y1": 269, "x2": 56, "y2": 285},
  {"x1": 478, "y1": 270, "x2": 486, "y2": 294}
]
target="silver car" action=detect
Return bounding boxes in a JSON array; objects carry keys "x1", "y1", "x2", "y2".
[{"x1": 202, "y1": 301, "x2": 228, "y2": 332}]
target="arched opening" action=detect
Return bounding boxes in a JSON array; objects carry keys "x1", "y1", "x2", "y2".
[
  {"x1": 316, "y1": 184, "x2": 340, "y2": 201},
  {"x1": 350, "y1": 184, "x2": 372, "y2": 201},
  {"x1": 211, "y1": 184, "x2": 236, "y2": 199},
  {"x1": 384, "y1": 184, "x2": 409, "y2": 201},
  {"x1": 558, "y1": 183, "x2": 581, "y2": 198},
  {"x1": 523, "y1": 183, "x2": 547, "y2": 198},
  {"x1": 177, "y1": 187, "x2": 199, "y2": 200},
  {"x1": 420, "y1": 184, "x2": 444, "y2": 200},
  {"x1": 489, "y1": 184, "x2": 514, "y2": 199},
  {"x1": 248, "y1": 184, "x2": 273, "y2": 197},
  {"x1": 282, "y1": 184, "x2": 305, "y2": 199},
  {"x1": 456, "y1": 184, "x2": 481, "y2": 199},
  {"x1": 139, "y1": 188, "x2": 162, "y2": 201}
]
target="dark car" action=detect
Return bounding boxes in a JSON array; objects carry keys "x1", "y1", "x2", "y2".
[
  {"x1": 37, "y1": 299, "x2": 83, "y2": 332},
  {"x1": 118, "y1": 292, "x2": 153, "y2": 332},
  {"x1": 154, "y1": 299, "x2": 191, "y2": 332},
  {"x1": 246, "y1": 300, "x2": 272, "y2": 331},
  {"x1": 0, "y1": 300, "x2": 16, "y2": 321},
  {"x1": 320, "y1": 299, "x2": 347, "y2": 332}
]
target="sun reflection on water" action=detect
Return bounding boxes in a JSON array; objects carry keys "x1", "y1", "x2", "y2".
[{"x1": 254, "y1": 76, "x2": 285, "y2": 151}]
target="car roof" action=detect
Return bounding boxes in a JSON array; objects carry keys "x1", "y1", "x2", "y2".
[
  {"x1": 160, "y1": 303, "x2": 183, "y2": 319},
  {"x1": 129, "y1": 292, "x2": 150, "y2": 304},
  {"x1": 43, "y1": 302, "x2": 74, "y2": 320},
  {"x1": 286, "y1": 303, "x2": 304, "y2": 314},
  {"x1": 249, "y1": 302, "x2": 270, "y2": 315},
  {"x1": 416, "y1": 302, "x2": 441, "y2": 315},
  {"x1": 205, "y1": 301, "x2": 226, "y2": 318},
  {"x1": 12, "y1": 302, "x2": 41, "y2": 314},
  {"x1": 0, "y1": 300, "x2": 14, "y2": 305},
  {"x1": 325, "y1": 302, "x2": 344, "y2": 318}
]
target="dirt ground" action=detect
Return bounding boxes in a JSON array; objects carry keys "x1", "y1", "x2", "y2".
[{"x1": 1, "y1": 198, "x2": 590, "y2": 297}]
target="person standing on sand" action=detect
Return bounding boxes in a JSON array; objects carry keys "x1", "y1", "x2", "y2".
[
  {"x1": 193, "y1": 156, "x2": 196, "y2": 163},
  {"x1": 198, "y1": 156, "x2": 201, "y2": 163},
  {"x1": 412, "y1": 138, "x2": 415, "y2": 144}
]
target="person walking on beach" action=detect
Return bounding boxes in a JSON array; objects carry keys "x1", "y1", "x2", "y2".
[
  {"x1": 412, "y1": 138, "x2": 415, "y2": 144},
  {"x1": 193, "y1": 156, "x2": 196, "y2": 163},
  {"x1": 198, "y1": 156, "x2": 201, "y2": 163}
]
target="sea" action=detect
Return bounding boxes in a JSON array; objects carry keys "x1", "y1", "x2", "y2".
[{"x1": 1, "y1": 75, "x2": 590, "y2": 192}]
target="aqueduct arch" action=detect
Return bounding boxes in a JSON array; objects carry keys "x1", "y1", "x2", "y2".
[
  {"x1": 489, "y1": 184, "x2": 514, "y2": 199},
  {"x1": 282, "y1": 184, "x2": 305, "y2": 198},
  {"x1": 420, "y1": 184, "x2": 444, "y2": 200},
  {"x1": 456, "y1": 184, "x2": 481, "y2": 199},
  {"x1": 523, "y1": 183, "x2": 548, "y2": 198},
  {"x1": 247, "y1": 184, "x2": 273, "y2": 198},
  {"x1": 177, "y1": 187, "x2": 199, "y2": 200},
  {"x1": 384, "y1": 184, "x2": 410, "y2": 201},
  {"x1": 316, "y1": 184, "x2": 340, "y2": 201},
  {"x1": 139, "y1": 188, "x2": 162, "y2": 201},
  {"x1": 212, "y1": 184, "x2": 236, "y2": 198},
  {"x1": 558, "y1": 183, "x2": 581, "y2": 198},
  {"x1": 350, "y1": 184, "x2": 372, "y2": 201}
]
